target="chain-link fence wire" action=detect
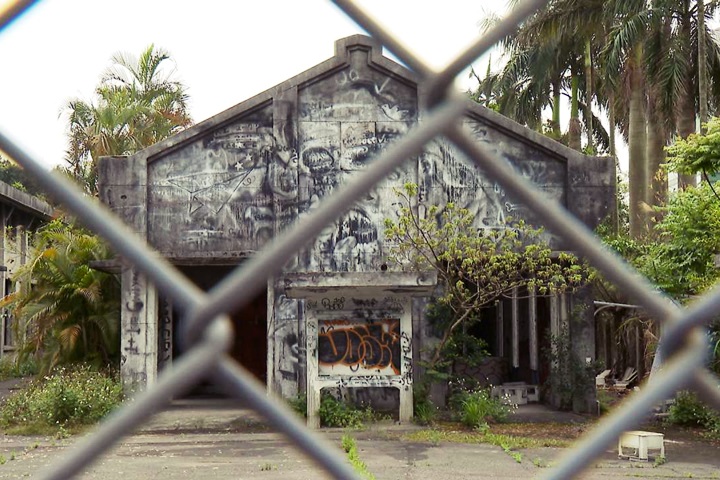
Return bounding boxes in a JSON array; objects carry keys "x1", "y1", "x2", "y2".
[{"x1": 1, "y1": 0, "x2": 719, "y2": 478}]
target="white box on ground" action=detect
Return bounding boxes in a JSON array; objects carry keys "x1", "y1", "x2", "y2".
[{"x1": 618, "y1": 431, "x2": 665, "y2": 461}]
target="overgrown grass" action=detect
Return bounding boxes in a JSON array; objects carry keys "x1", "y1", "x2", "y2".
[
  {"x1": 402, "y1": 428, "x2": 571, "y2": 449},
  {"x1": 0, "y1": 365, "x2": 122, "y2": 435},
  {"x1": 341, "y1": 434, "x2": 375, "y2": 480},
  {"x1": 319, "y1": 393, "x2": 383, "y2": 428},
  {"x1": 447, "y1": 387, "x2": 516, "y2": 431}
]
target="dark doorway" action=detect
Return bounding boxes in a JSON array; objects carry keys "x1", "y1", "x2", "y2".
[{"x1": 174, "y1": 265, "x2": 267, "y2": 386}]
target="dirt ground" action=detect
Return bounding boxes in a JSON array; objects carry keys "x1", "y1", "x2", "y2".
[{"x1": 0, "y1": 399, "x2": 717, "y2": 479}]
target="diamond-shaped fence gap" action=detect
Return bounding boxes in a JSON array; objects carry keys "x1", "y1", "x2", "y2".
[
  {"x1": 38, "y1": 316, "x2": 235, "y2": 480},
  {"x1": 182, "y1": 98, "x2": 465, "y2": 342},
  {"x1": 0, "y1": 132, "x2": 205, "y2": 315},
  {"x1": 445, "y1": 125, "x2": 679, "y2": 322},
  {"x1": 332, "y1": 0, "x2": 432, "y2": 78},
  {"x1": 539, "y1": 343, "x2": 705, "y2": 480}
]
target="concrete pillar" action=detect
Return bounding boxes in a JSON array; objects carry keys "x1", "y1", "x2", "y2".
[
  {"x1": 16, "y1": 225, "x2": 26, "y2": 266},
  {"x1": 157, "y1": 296, "x2": 173, "y2": 372},
  {"x1": 550, "y1": 295, "x2": 560, "y2": 355},
  {"x1": 529, "y1": 286, "x2": 538, "y2": 383},
  {"x1": 496, "y1": 300, "x2": 503, "y2": 357},
  {"x1": 120, "y1": 266, "x2": 158, "y2": 396},
  {"x1": 0, "y1": 210, "x2": 5, "y2": 357},
  {"x1": 512, "y1": 287, "x2": 519, "y2": 369},
  {"x1": 398, "y1": 303, "x2": 413, "y2": 424},
  {"x1": 98, "y1": 154, "x2": 150, "y2": 395},
  {"x1": 306, "y1": 317, "x2": 320, "y2": 429}
]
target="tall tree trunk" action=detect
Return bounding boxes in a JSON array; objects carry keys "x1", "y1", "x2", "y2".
[
  {"x1": 608, "y1": 91, "x2": 616, "y2": 158},
  {"x1": 568, "y1": 75, "x2": 582, "y2": 151},
  {"x1": 629, "y1": 49, "x2": 648, "y2": 239},
  {"x1": 551, "y1": 78, "x2": 562, "y2": 139},
  {"x1": 584, "y1": 39, "x2": 594, "y2": 154},
  {"x1": 646, "y1": 98, "x2": 667, "y2": 232},
  {"x1": 698, "y1": 0, "x2": 708, "y2": 134},
  {"x1": 678, "y1": 4, "x2": 697, "y2": 188}
]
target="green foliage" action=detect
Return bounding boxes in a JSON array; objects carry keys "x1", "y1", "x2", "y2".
[
  {"x1": 666, "y1": 391, "x2": 720, "y2": 440},
  {"x1": 0, "y1": 220, "x2": 120, "y2": 373},
  {"x1": 384, "y1": 183, "x2": 591, "y2": 374},
  {"x1": 666, "y1": 117, "x2": 720, "y2": 176},
  {"x1": 0, "y1": 366, "x2": 122, "y2": 433},
  {"x1": 403, "y1": 428, "x2": 570, "y2": 448},
  {"x1": 595, "y1": 389, "x2": 620, "y2": 415},
  {"x1": 287, "y1": 392, "x2": 307, "y2": 418},
  {"x1": 64, "y1": 45, "x2": 192, "y2": 194},
  {"x1": 643, "y1": 184, "x2": 720, "y2": 297},
  {"x1": 0, "y1": 157, "x2": 45, "y2": 199},
  {"x1": 341, "y1": 434, "x2": 376, "y2": 480},
  {"x1": 598, "y1": 182, "x2": 720, "y2": 300},
  {"x1": 412, "y1": 383, "x2": 437, "y2": 425},
  {"x1": 543, "y1": 323, "x2": 601, "y2": 411},
  {"x1": 449, "y1": 387, "x2": 515, "y2": 430},
  {"x1": 667, "y1": 391, "x2": 720, "y2": 438},
  {"x1": 0, "y1": 355, "x2": 37, "y2": 381},
  {"x1": 413, "y1": 401, "x2": 437, "y2": 426},
  {"x1": 318, "y1": 392, "x2": 376, "y2": 428}
]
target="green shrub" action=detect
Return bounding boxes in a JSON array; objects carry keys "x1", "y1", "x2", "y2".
[
  {"x1": 543, "y1": 323, "x2": 602, "y2": 411},
  {"x1": 449, "y1": 388, "x2": 515, "y2": 430},
  {"x1": 414, "y1": 399, "x2": 437, "y2": 425},
  {"x1": 413, "y1": 383, "x2": 437, "y2": 425},
  {"x1": 668, "y1": 390, "x2": 720, "y2": 438},
  {"x1": 287, "y1": 393, "x2": 307, "y2": 418},
  {"x1": 0, "y1": 355, "x2": 37, "y2": 381},
  {"x1": 0, "y1": 365, "x2": 122, "y2": 432},
  {"x1": 318, "y1": 392, "x2": 375, "y2": 428}
]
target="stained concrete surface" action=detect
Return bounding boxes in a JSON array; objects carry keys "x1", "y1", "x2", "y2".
[{"x1": 0, "y1": 399, "x2": 717, "y2": 479}]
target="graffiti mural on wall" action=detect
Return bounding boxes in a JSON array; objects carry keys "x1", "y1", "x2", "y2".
[
  {"x1": 147, "y1": 107, "x2": 297, "y2": 253},
  {"x1": 318, "y1": 319, "x2": 401, "y2": 375},
  {"x1": 419, "y1": 130, "x2": 567, "y2": 247},
  {"x1": 298, "y1": 60, "x2": 416, "y2": 272}
]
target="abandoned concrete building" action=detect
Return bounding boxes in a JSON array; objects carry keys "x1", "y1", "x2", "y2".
[
  {"x1": 0, "y1": 182, "x2": 53, "y2": 357},
  {"x1": 98, "y1": 35, "x2": 615, "y2": 421}
]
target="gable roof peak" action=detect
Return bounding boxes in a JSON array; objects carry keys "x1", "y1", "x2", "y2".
[{"x1": 334, "y1": 34, "x2": 382, "y2": 57}]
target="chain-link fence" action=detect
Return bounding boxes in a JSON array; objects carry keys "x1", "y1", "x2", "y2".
[{"x1": 1, "y1": 0, "x2": 719, "y2": 479}]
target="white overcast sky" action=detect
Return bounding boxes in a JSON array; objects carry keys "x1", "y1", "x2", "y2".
[{"x1": 0, "y1": 0, "x2": 518, "y2": 170}]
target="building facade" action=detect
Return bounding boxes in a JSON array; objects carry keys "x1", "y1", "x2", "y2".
[
  {"x1": 0, "y1": 181, "x2": 53, "y2": 357},
  {"x1": 98, "y1": 36, "x2": 615, "y2": 416}
]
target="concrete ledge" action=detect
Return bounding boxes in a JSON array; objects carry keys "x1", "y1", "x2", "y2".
[{"x1": 284, "y1": 271, "x2": 437, "y2": 296}]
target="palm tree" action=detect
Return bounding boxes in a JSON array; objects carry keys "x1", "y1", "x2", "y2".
[
  {"x1": 473, "y1": 0, "x2": 612, "y2": 153},
  {"x1": 64, "y1": 45, "x2": 192, "y2": 194},
  {"x1": 597, "y1": 0, "x2": 720, "y2": 235},
  {"x1": 476, "y1": 0, "x2": 720, "y2": 238},
  {"x1": 0, "y1": 221, "x2": 120, "y2": 373}
]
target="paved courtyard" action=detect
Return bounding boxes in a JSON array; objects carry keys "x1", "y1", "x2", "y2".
[{"x1": 0, "y1": 400, "x2": 717, "y2": 479}]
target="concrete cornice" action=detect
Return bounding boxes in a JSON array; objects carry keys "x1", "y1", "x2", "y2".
[{"x1": 0, "y1": 180, "x2": 54, "y2": 220}]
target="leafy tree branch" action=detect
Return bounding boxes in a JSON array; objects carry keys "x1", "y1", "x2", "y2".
[{"x1": 384, "y1": 183, "x2": 592, "y2": 375}]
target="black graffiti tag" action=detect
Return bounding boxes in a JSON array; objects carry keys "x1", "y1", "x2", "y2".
[{"x1": 318, "y1": 321, "x2": 400, "y2": 374}]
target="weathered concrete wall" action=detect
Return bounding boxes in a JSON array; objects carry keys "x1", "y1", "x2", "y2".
[
  {"x1": 296, "y1": 44, "x2": 417, "y2": 272},
  {"x1": 147, "y1": 106, "x2": 277, "y2": 255},
  {"x1": 0, "y1": 184, "x2": 54, "y2": 357},
  {"x1": 285, "y1": 272, "x2": 434, "y2": 426},
  {"x1": 98, "y1": 35, "x2": 615, "y2": 397}
]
